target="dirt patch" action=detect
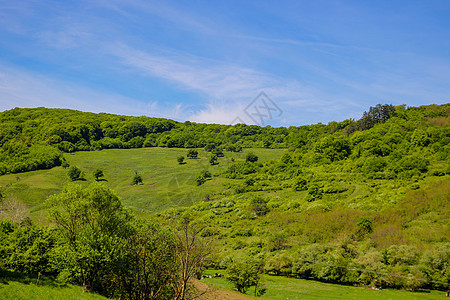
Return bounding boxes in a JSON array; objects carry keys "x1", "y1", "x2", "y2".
[{"x1": 193, "y1": 279, "x2": 252, "y2": 300}]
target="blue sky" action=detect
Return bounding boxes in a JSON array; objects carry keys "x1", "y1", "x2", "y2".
[{"x1": 0, "y1": 0, "x2": 449, "y2": 126}]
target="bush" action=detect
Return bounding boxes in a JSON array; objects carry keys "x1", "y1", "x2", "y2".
[
  {"x1": 248, "y1": 197, "x2": 269, "y2": 217},
  {"x1": 293, "y1": 177, "x2": 308, "y2": 191},
  {"x1": 209, "y1": 155, "x2": 218, "y2": 165},
  {"x1": 93, "y1": 169, "x2": 104, "y2": 181},
  {"x1": 187, "y1": 149, "x2": 198, "y2": 159},
  {"x1": 196, "y1": 175, "x2": 206, "y2": 186},
  {"x1": 246, "y1": 153, "x2": 258, "y2": 163},
  {"x1": 177, "y1": 156, "x2": 185, "y2": 164},
  {"x1": 226, "y1": 256, "x2": 264, "y2": 294},
  {"x1": 67, "y1": 166, "x2": 83, "y2": 181},
  {"x1": 132, "y1": 172, "x2": 143, "y2": 185}
]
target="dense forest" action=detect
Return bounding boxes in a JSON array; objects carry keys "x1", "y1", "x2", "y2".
[{"x1": 0, "y1": 103, "x2": 449, "y2": 297}]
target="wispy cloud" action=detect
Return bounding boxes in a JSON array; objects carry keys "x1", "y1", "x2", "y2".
[
  {"x1": 94, "y1": 0, "x2": 215, "y2": 35},
  {"x1": 107, "y1": 43, "x2": 337, "y2": 124}
]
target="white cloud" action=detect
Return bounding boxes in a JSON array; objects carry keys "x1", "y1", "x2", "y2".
[{"x1": 107, "y1": 44, "x2": 336, "y2": 125}]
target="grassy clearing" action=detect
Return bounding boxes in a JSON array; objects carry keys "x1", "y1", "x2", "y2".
[
  {"x1": 201, "y1": 270, "x2": 445, "y2": 300},
  {"x1": 0, "y1": 271, "x2": 106, "y2": 300},
  {"x1": 0, "y1": 147, "x2": 286, "y2": 222}
]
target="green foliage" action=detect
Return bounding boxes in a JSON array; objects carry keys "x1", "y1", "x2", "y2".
[
  {"x1": 0, "y1": 223, "x2": 57, "y2": 276},
  {"x1": 357, "y1": 216, "x2": 373, "y2": 234},
  {"x1": 1, "y1": 103, "x2": 450, "y2": 294},
  {"x1": 280, "y1": 153, "x2": 292, "y2": 164},
  {"x1": 177, "y1": 156, "x2": 185, "y2": 164},
  {"x1": 306, "y1": 184, "x2": 322, "y2": 202},
  {"x1": 131, "y1": 172, "x2": 143, "y2": 185},
  {"x1": 67, "y1": 166, "x2": 83, "y2": 181},
  {"x1": 314, "y1": 134, "x2": 350, "y2": 162},
  {"x1": 212, "y1": 147, "x2": 224, "y2": 157},
  {"x1": 195, "y1": 170, "x2": 212, "y2": 186},
  {"x1": 226, "y1": 256, "x2": 263, "y2": 294},
  {"x1": 225, "y1": 162, "x2": 257, "y2": 178},
  {"x1": 358, "y1": 104, "x2": 395, "y2": 130},
  {"x1": 293, "y1": 176, "x2": 308, "y2": 191},
  {"x1": 209, "y1": 154, "x2": 218, "y2": 165},
  {"x1": 187, "y1": 149, "x2": 198, "y2": 159},
  {"x1": 246, "y1": 152, "x2": 258, "y2": 163},
  {"x1": 248, "y1": 197, "x2": 269, "y2": 217},
  {"x1": 47, "y1": 183, "x2": 134, "y2": 295},
  {"x1": 195, "y1": 175, "x2": 205, "y2": 186},
  {"x1": 114, "y1": 221, "x2": 180, "y2": 300},
  {"x1": 93, "y1": 169, "x2": 104, "y2": 181}
]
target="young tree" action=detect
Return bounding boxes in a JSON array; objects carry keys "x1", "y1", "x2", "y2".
[
  {"x1": 209, "y1": 154, "x2": 218, "y2": 165},
  {"x1": 93, "y1": 169, "x2": 104, "y2": 181},
  {"x1": 132, "y1": 172, "x2": 143, "y2": 185},
  {"x1": 67, "y1": 166, "x2": 83, "y2": 181},
  {"x1": 246, "y1": 153, "x2": 258, "y2": 163},
  {"x1": 187, "y1": 149, "x2": 198, "y2": 159},
  {"x1": 226, "y1": 256, "x2": 264, "y2": 294},
  {"x1": 195, "y1": 175, "x2": 206, "y2": 186},
  {"x1": 177, "y1": 156, "x2": 185, "y2": 164}
]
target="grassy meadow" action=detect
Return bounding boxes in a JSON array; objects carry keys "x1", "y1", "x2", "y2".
[
  {"x1": 0, "y1": 271, "x2": 106, "y2": 300},
  {"x1": 0, "y1": 147, "x2": 286, "y2": 221},
  {"x1": 201, "y1": 270, "x2": 446, "y2": 300}
]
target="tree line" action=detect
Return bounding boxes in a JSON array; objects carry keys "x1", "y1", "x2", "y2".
[{"x1": 3, "y1": 104, "x2": 443, "y2": 175}]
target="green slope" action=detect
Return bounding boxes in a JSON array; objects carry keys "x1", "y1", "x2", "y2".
[{"x1": 0, "y1": 147, "x2": 286, "y2": 221}]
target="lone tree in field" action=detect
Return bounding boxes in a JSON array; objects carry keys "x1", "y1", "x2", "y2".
[
  {"x1": 177, "y1": 156, "x2": 185, "y2": 164},
  {"x1": 187, "y1": 149, "x2": 198, "y2": 159},
  {"x1": 209, "y1": 154, "x2": 218, "y2": 165},
  {"x1": 246, "y1": 153, "x2": 258, "y2": 163},
  {"x1": 93, "y1": 169, "x2": 104, "y2": 181},
  {"x1": 132, "y1": 171, "x2": 143, "y2": 185},
  {"x1": 226, "y1": 256, "x2": 265, "y2": 295},
  {"x1": 68, "y1": 166, "x2": 83, "y2": 181}
]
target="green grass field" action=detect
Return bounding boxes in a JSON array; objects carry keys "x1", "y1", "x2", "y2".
[
  {"x1": 201, "y1": 270, "x2": 446, "y2": 300},
  {"x1": 0, "y1": 147, "x2": 286, "y2": 222},
  {"x1": 0, "y1": 271, "x2": 106, "y2": 300}
]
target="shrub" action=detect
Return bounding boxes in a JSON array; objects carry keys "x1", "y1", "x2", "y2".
[
  {"x1": 246, "y1": 153, "x2": 258, "y2": 163},
  {"x1": 67, "y1": 166, "x2": 83, "y2": 181},
  {"x1": 93, "y1": 169, "x2": 104, "y2": 181},
  {"x1": 187, "y1": 149, "x2": 198, "y2": 159},
  {"x1": 293, "y1": 177, "x2": 308, "y2": 191},
  {"x1": 226, "y1": 256, "x2": 264, "y2": 294},
  {"x1": 132, "y1": 172, "x2": 143, "y2": 185}
]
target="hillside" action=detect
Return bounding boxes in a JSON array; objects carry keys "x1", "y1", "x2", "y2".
[{"x1": 0, "y1": 103, "x2": 449, "y2": 297}]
